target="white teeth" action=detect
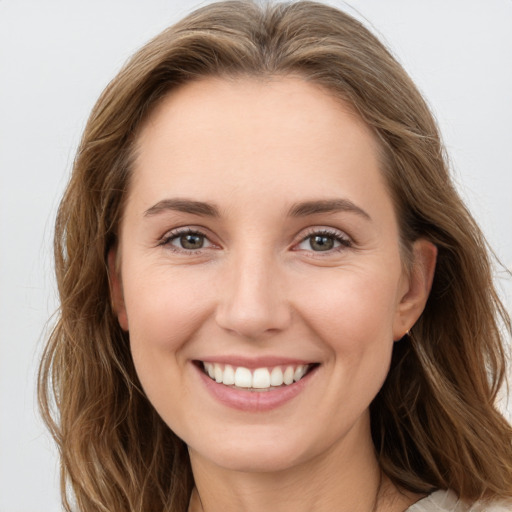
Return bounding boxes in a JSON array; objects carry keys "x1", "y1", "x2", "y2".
[
  {"x1": 283, "y1": 366, "x2": 294, "y2": 385},
  {"x1": 293, "y1": 365, "x2": 307, "y2": 382},
  {"x1": 270, "y1": 366, "x2": 284, "y2": 386},
  {"x1": 222, "y1": 364, "x2": 235, "y2": 385},
  {"x1": 252, "y1": 368, "x2": 271, "y2": 389},
  {"x1": 205, "y1": 362, "x2": 215, "y2": 379},
  {"x1": 214, "y1": 364, "x2": 223, "y2": 383},
  {"x1": 234, "y1": 367, "x2": 252, "y2": 388},
  {"x1": 202, "y1": 362, "x2": 312, "y2": 390}
]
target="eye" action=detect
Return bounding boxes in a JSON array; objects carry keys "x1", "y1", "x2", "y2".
[
  {"x1": 296, "y1": 229, "x2": 352, "y2": 252},
  {"x1": 160, "y1": 229, "x2": 213, "y2": 252}
]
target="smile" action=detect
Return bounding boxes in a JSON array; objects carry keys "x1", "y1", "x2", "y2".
[{"x1": 201, "y1": 362, "x2": 314, "y2": 391}]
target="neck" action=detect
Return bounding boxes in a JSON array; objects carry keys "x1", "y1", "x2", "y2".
[{"x1": 188, "y1": 416, "x2": 400, "y2": 512}]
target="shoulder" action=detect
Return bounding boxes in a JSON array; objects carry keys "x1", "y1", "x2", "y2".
[{"x1": 407, "y1": 490, "x2": 512, "y2": 512}]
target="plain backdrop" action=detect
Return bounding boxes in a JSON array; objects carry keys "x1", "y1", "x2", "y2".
[{"x1": 0, "y1": 1, "x2": 511, "y2": 511}]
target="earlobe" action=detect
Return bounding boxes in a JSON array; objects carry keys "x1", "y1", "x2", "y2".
[
  {"x1": 393, "y1": 239, "x2": 437, "y2": 340},
  {"x1": 107, "y1": 248, "x2": 129, "y2": 331}
]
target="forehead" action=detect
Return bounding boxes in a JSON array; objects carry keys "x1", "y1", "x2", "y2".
[{"x1": 130, "y1": 76, "x2": 391, "y2": 219}]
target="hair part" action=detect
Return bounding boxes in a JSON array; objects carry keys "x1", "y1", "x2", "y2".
[{"x1": 39, "y1": 1, "x2": 512, "y2": 510}]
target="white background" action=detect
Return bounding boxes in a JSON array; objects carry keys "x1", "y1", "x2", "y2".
[{"x1": 0, "y1": 1, "x2": 511, "y2": 510}]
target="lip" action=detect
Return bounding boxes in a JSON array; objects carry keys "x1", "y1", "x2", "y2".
[{"x1": 194, "y1": 360, "x2": 319, "y2": 412}]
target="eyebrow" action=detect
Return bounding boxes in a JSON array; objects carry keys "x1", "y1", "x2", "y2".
[
  {"x1": 144, "y1": 198, "x2": 220, "y2": 217},
  {"x1": 288, "y1": 199, "x2": 371, "y2": 220},
  {"x1": 143, "y1": 197, "x2": 371, "y2": 221}
]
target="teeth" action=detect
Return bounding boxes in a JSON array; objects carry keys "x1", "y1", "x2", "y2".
[
  {"x1": 202, "y1": 362, "x2": 311, "y2": 390},
  {"x1": 223, "y1": 364, "x2": 235, "y2": 385},
  {"x1": 252, "y1": 368, "x2": 271, "y2": 389},
  {"x1": 214, "y1": 364, "x2": 223, "y2": 383},
  {"x1": 283, "y1": 366, "x2": 294, "y2": 385},
  {"x1": 294, "y1": 365, "x2": 307, "y2": 382},
  {"x1": 206, "y1": 363, "x2": 215, "y2": 379},
  {"x1": 270, "y1": 366, "x2": 284, "y2": 386},
  {"x1": 234, "y1": 367, "x2": 252, "y2": 388}
]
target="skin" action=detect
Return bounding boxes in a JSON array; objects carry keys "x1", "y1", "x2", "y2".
[{"x1": 110, "y1": 77, "x2": 437, "y2": 512}]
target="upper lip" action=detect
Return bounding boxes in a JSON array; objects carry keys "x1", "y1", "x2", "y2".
[{"x1": 195, "y1": 356, "x2": 317, "y2": 369}]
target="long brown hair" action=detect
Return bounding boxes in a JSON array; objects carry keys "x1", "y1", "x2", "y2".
[{"x1": 38, "y1": 1, "x2": 512, "y2": 510}]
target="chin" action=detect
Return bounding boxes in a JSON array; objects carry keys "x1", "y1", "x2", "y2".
[{"x1": 188, "y1": 429, "x2": 314, "y2": 474}]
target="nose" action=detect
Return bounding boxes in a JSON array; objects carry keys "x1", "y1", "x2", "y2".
[{"x1": 215, "y1": 252, "x2": 292, "y2": 339}]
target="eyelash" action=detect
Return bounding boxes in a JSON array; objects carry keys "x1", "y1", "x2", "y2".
[{"x1": 158, "y1": 227, "x2": 353, "y2": 254}]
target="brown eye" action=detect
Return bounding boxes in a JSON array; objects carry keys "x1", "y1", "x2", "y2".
[
  {"x1": 296, "y1": 229, "x2": 352, "y2": 253},
  {"x1": 309, "y1": 235, "x2": 335, "y2": 251},
  {"x1": 162, "y1": 230, "x2": 213, "y2": 252},
  {"x1": 178, "y1": 233, "x2": 205, "y2": 250}
]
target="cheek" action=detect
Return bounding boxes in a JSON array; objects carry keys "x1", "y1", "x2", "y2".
[
  {"x1": 122, "y1": 267, "x2": 215, "y2": 369},
  {"x1": 296, "y1": 266, "x2": 401, "y2": 350},
  {"x1": 292, "y1": 262, "x2": 402, "y2": 409},
  {"x1": 121, "y1": 268, "x2": 218, "y2": 438}
]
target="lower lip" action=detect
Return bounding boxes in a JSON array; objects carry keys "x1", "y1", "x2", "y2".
[{"x1": 196, "y1": 364, "x2": 317, "y2": 412}]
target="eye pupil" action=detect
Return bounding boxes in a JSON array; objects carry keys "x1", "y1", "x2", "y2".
[
  {"x1": 310, "y1": 235, "x2": 334, "y2": 251},
  {"x1": 180, "y1": 234, "x2": 204, "y2": 249}
]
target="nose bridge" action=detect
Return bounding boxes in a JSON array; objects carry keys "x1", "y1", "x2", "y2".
[{"x1": 215, "y1": 245, "x2": 291, "y2": 338}]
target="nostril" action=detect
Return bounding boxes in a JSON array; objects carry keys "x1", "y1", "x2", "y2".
[{"x1": 215, "y1": 302, "x2": 292, "y2": 339}]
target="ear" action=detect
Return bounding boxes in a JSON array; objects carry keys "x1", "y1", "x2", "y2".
[
  {"x1": 393, "y1": 239, "x2": 437, "y2": 340},
  {"x1": 107, "y1": 248, "x2": 129, "y2": 331}
]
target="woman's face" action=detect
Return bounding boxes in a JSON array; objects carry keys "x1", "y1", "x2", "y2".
[{"x1": 111, "y1": 77, "x2": 434, "y2": 474}]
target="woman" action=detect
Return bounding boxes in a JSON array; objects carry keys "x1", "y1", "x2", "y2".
[{"x1": 38, "y1": 1, "x2": 512, "y2": 511}]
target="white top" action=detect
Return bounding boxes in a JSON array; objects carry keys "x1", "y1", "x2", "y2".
[{"x1": 408, "y1": 490, "x2": 512, "y2": 511}]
